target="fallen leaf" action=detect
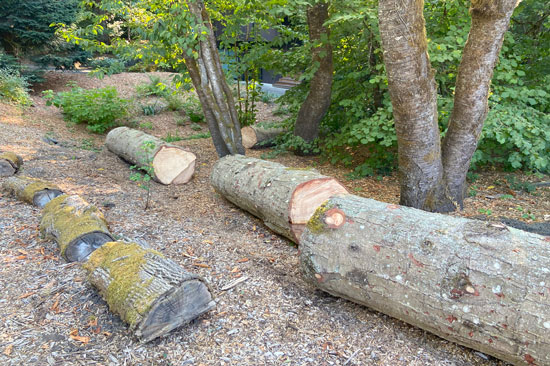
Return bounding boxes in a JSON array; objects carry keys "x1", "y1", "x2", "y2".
[
  {"x1": 50, "y1": 299, "x2": 59, "y2": 312},
  {"x1": 3, "y1": 344, "x2": 13, "y2": 356},
  {"x1": 17, "y1": 249, "x2": 28, "y2": 255},
  {"x1": 193, "y1": 262, "x2": 211, "y2": 268},
  {"x1": 202, "y1": 240, "x2": 213, "y2": 245},
  {"x1": 18, "y1": 292, "x2": 35, "y2": 299},
  {"x1": 69, "y1": 329, "x2": 90, "y2": 344},
  {"x1": 237, "y1": 258, "x2": 249, "y2": 263},
  {"x1": 487, "y1": 185, "x2": 495, "y2": 189}
]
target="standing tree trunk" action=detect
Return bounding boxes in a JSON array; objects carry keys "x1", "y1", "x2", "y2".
[
  {"x1": 293, "y1": 1, "x2": 333, "y2": 153},
  {"x1": 183, "y1": 0, "x2": 245, "y2": 157},
  {"x1": 442, "y1": 0, "x2": 520, "y2": 208}
]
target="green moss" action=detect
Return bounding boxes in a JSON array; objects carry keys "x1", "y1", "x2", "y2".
[
  {"x1": 306, "y1": 202, "x2": 333, "y2": 234},
  {"x1": 0, "y1": 152, "x2": 22, "y2": 166},
  {"x1": 21, "y1": 179, "x2": 60, "y2": 203}
]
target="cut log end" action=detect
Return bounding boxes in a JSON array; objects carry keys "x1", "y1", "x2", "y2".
[
  {"x1": 33, "y1": 189, "x2": 64, "y2": 208},
  {"x1": 65, "y1": 231, "x2": 114, "y2": 262},
  {"x1": 153, "y1": 146, "x2": 196, "y2": 185},
  {"x1": 241, "y1": 126, "x2": 258, "y2": 149}
]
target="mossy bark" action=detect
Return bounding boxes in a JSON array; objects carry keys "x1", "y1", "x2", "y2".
[
  {"x1": 0, "y1": 152, "x2": 23, "y2": 176},
  {"x1": 40, "y1": 195, "x2": 113, "y2": 262},
  {"x1": 2, "y1": 175, "x2": 63, "y2": 207},
  {"x1": 301, "y1": 194, "x2": 550, "y2": 366},
  {"x1": 84, "y1": 241, "x2": 215, "y2": 342}
]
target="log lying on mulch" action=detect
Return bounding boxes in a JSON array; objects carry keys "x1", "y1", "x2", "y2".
[
  {"x1": 241, "y1": 123, "x2": 287, "y2": 149},
  {"x1": 40, "y1": 195, "x2": 113, "y2": 262},
  {"x1": 2, "y1": 175, "x2": 64, "y2": 207},
  {"x1": 105, "y1": 127, "x2": 196, "y2": 184},
  {"x1": 0, "y1": 152, "x2": 23, "y2": 177},
  {"x1": 300, "y1": 195, "x2": 550, "y2": 366},
  {"x1": 84, "y1": 241, "x2": 216, "y2": 342},
  {"x1": 211, "y1": 155, "x2": 348, "y2": 242}
]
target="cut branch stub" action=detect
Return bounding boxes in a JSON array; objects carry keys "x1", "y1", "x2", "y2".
[
  {"x1": 210, "y1": 155, "x2": 348, "y2": 242},
  {"x1": 105, "y1": 127, "x2": 196, "y2": 185},
  {"x1": 300, "y1": 194, "x2": 550, "y2": 366},
  {"x1": 0, "y1": 152, "x2": 23, "y2": 177},
  {"x1": 241, "y1": 123, "x2": 287, "y2": 149},
  {"x1": 84, "y1": 241, "x2": 216, "y2": 342},
  {"x1": 2, "y1": 175, "x2": 64, "y2": 207},
  {"x1": 40, "y1": 195, "x2": 113, "y2": 262}
]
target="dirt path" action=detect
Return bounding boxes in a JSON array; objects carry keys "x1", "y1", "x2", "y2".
[{"x1": 1, "y1": 71, "x2": 548, "y2": 366}]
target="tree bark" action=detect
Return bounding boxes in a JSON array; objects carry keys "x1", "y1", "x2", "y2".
[
  {"x1": 105, "y1": 127, "x2": 196, "y2": 185},
  {"x1": 293, "y1": 1, "x2": 333, "y2": 151},
  {"x1": 378, "y1": 0, "x2": 454, "y2": 212},
  {"x1": 40, "y1": 194, "x2": 113, "y2": 262},
  {"x1": 210, "y1": 155, "x2": 348, "y2": 243},
  {"x1": 0, "y1": 151, "x2": 23, "y2": 177},
  {"x1": 241, "y1": 123, "x2": 287, "y2": 149},
  {"x1": 300, "y1": 194, "x2": 550, "y2": 366},
  {"x1": 84, "y1": 241, "x2": 215, "y2": 343},
  {"x1": 442, "y1": 0, "x2": 520, "y2": 208},
  {"x1": 2, "y1": 175, "x2": 64, "y2": 207}
]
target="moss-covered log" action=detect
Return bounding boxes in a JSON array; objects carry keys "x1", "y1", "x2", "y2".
[
  {"x1": 40, "y1": 195, "x2": 113, "y2": 262},
  {"x1": 105, "y1": 127, "x2": 196, "y2": 185},
  {"x1": 300, "y1": 194, "x2": 550, "y2": 366},
  {"x1": 84, "y1": 241, "x2": 215, "y2": 342},
  {"x1": 2, "y1": 175, "x2": 64, "y2": 207},
  {"x1": 241, "y1": 123, "x2": 287, "y2": 149},
  {"x1": 0, "y1": 152, "x2": 23, "y2": 176},
  {"x1": 211, "y1": 155, "x2": 348, "y2": 242}
]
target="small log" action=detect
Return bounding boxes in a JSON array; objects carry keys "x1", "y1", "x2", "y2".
[
  {"x1": 241, "y1": 123, "x2": 287, "y2": 149},
  {"x1": 40, "y1": 195, "x2": 113, "y2": 262},
  {"x1": 0, "y1": 152, "x2": 23, "y2": 176},
  {"x1": 300, "y1": 194, "x2": 550, "y2": 366},
  {"x1": 211, "y1": 155, "x2": 348, "y2": 242},
  {"x1": 105, "y1": 127, "x2": 196, "y2": 184},
  {"x1": 2, "y1": 175, "x2": 64, "y2": 207},
  {"x1": 84, "y1": 241, "x2": 215, "y2": 342}
]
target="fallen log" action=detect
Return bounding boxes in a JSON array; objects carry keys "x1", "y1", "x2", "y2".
[
  {"x1": 0, "y1": 152, "x2": 23, "y2": 176},
  {"x1": 105, "y1": 127, "x2": 196, "y2": 184},
  {"x1": 241, "y1": 123, "x2": 287, "y2": 149},
  {"x1": 2, "y1": 175, "x2": 64, "y2": 207},
  {"x1": 211, "y1": 155, "x2": 348, "y2": 242},
  {"x1": 84, "y1": 241, "x2": 215, "y2": 342},
  {"x1": 300, "y1": 195, "x2": 550, "y2": 366},
  {"x1": 40, "y1": 194, "x2": 113, "y2": 262}
]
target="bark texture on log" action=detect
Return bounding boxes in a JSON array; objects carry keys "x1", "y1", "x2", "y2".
[
  {"x1": 105, "y1": 127, "x2": 196, "y2": 185},
  {"x1": 40, "y1": 195, "x2": 113, "y2": 262},
  {"x1": 211, "y1": 155, "x2": 348, "y2": 242},
  {"x1": 2, "y1": 175, "x2": 64, "y2": 207},
  {"x1": 84, "y1": 241, "x2": 215, "y2": 342},
  {"x1": 0, "y1": 152, "x2": 23, "y2": 176},
  {"x1": 300, "y1": 194, "x2": 550, "y2": 366},
  {"x1": 241, "y1": 123, "x2": 287, "y2": 149}
]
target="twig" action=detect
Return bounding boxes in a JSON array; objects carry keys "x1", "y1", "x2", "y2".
[
  {"x1": 219, "y1": 276, "x2": 249, "y2": 292},
  {"x1": 343, "y1": 349, "x2": 360, "y2": 365}
]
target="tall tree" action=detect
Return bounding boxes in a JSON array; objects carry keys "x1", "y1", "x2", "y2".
[{"x1": 378, "y1": 0, "x2": 520, "y2": 212}]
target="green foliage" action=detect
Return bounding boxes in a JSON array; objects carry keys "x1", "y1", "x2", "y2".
[
  {"x1": 182, "y1": 132, "x2": 211, "y2": 140},
  {"x1": 88, "y1": 58, "x2": 126, "y2": 79},
  {"x1": 182, "y1": 96, "x2": 204, "y2": 123},
  {"x1": 163, "y1": 133, "x2": 182, "y2": 143},
  {"x1": 43, "y1": 86, "x2": 128, "y2": 133},
  {"x1": 0, "y1": 68, "x2": 32, "y2": 106}
]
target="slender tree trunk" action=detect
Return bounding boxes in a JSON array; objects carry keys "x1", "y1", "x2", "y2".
[
  {"x1": 442, "y1": 0, "x2": 520, "y2": 208},
  {"x1": 183, "y1": 0, "x2": 244, "y2": 157},
  {"x1": 293, "y1": 1, "x2": 333, "y2": 152},
  {"x1": 378, "y1": 0, "x2": 454, "y2": 212}
]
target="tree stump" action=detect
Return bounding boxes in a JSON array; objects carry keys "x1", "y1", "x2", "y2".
[
  {"x1": 241, "y1": 123, "x2": 287, "y2": 149},
  {"x1": 2, "y1": 176, "x2": 64, "y2": 207},
  {"x1": 105, "y1": 127, "x2": 196, "y2": 184},
  {"x1": 211, "y1": 155, "x2": 348, "y2": 242},
  {"x1": 0, "y1": 152, "x2": 23, "y2": 176},
  {"x1": 84, "y1": 241, "x2": 215, "y2": 342},
  {"x1": 300, "y1": 194, "x2": 550, "y2": 366},
  {"x1": 40, "y1": 195, "x2": 113, "y2": 262}
]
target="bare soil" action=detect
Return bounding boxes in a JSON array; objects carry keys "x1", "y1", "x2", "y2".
[{"x1": 0, "y1": 71, "x2": 549, "y2": 366}]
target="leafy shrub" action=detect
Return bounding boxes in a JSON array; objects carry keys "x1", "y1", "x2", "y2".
[
  {"x1": 88, "y1": 58, "x2": 126, "y2": 79},
  {"x1": 0, "y1": 68, "x2": 32, "y2": 106},
  {"x1": 43, "y1": 86, "x2": 128, "y2": 133},
  {"x1": 183, "y1": 96, "x2": 204, "y2": 123},
  {"x1": 135, "y1": 75, "x2": 169, "y2": 97}
]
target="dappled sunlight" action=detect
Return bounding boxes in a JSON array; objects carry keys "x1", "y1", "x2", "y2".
[
  {"x1": 0, "y1": 144, "x2": 37, "y2": 159},
  {"x1": 0, "y1": 103, "x2": 25, "y2": 125}
]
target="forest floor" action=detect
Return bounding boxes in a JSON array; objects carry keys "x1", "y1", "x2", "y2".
[{"x1": 0, "y1": 71, "x2": 549, "y2": 366}]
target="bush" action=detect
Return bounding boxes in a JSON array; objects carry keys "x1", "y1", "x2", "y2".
[
  {"x1": 43, "y1": 86, "x2": 128, "y2": 133},
  {"x1": 0, "y1": 68, "x2": 32, "y2": 106}
]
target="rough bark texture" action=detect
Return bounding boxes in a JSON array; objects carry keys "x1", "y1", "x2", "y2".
[
  {"x1": 2, "y1": 175, "x2": 64, "y2": 207},
  {"x1": 300, "y1": 194, "x2": 550, "y2": 366},
  {"x1": 293, "y1": 1, "x2": 333, "y2": 148},
  {"x1": 40, "y1": 195, "x2": 113, "y2": 262},
  {"x1": 183, "y1": 0, "x2": 244, "y2": 157},
  {"x1": 105, "y1": 127, "x2": 196, "y2": 185},
  {"x1": 442, "y1": 0, "x2": 520, "y2": 208},
  {"x1": 241, "y1": 123, "x2": 287, "y2": 149},
  {"x1": 379, "y1": 0, "x2": 453, "y2": 212},
  {"x1": 210, "y1": 155, "x2": 348, "y2": 243},
  {"x1": 0, "y1": 151, "x2": 23, "y2": 176},
  {"x1": 84, "y1": 241, "x2": 215, "y2": 343}
]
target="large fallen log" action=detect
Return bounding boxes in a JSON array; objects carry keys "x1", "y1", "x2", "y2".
[
  {"x1": 0, "y1": 152, "x2": 23, "y2": 177},
  {"x1": 105, "y1": 127, "x2": 196, "y2": 184},
  {"x1": 2, "y1": 175, "x2": 64, "y2": 207},
  {"x1": 40, "y1": 195, "x2": 113, "y2": 262},
  {"x1": 211, "y1": 155, "x2": 348, "y2": 242},
  {"x1": 241, "y1": 123, "x2": 287, "y2": 149},
  {"x1": 300, "y1": 195, "x2": 550, "y2": 366},
  {"x1": 84, "y1": 241, "x2": 215, "y2": 342}
]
